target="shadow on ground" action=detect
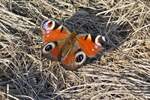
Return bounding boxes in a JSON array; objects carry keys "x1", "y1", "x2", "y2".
[{"x1": 64, "y1": 7, "x2": 132, "y2": 64}]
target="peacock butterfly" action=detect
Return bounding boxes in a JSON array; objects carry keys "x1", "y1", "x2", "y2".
[{"x1": 41, "y1": 19, "x2": 106, "y2": 70}]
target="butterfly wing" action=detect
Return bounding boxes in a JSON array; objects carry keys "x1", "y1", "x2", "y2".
[
  {"x1": 60, "y1": 34, "x2": 106, "y2": 68},
  {"x1": 41, "y1": 19, "x2": 72, "y2": 61},
  {"x1": 77, "y1": 34, "x2": 105, "y2": 57},
  {"x1": 41, "y1": 19, "x2": 70, "y2": 43}
]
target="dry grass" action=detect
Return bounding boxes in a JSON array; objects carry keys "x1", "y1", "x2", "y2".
[{"x1": 0, "y1": 0, "x2": 150, "y2": 100}]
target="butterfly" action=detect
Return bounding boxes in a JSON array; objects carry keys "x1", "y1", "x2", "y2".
[{"x1": 41, "y1": 19, "x2": 106, "y2": 70}]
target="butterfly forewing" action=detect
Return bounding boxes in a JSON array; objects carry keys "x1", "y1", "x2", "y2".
[{"x1": 76, "y1": 34, "x2": 103, "y2": 57}]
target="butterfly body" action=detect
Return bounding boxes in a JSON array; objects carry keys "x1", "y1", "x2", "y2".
[{"x1": 41, "y1": 19, "x2": 105, "y2": 70}]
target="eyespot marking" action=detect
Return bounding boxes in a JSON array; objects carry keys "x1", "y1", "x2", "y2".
[
  {"x1": 95, "y1": 35, "x2": 106, "y2": 46},
  {"x1": 75, "y1": 51, "x2": 86, "y2": 65},
  {"x1": 42, "y1": 42, "x2": 56, "y2": 54},
  {"x1": 41, "y1": 20, "x2": 55, "y2": 32}
]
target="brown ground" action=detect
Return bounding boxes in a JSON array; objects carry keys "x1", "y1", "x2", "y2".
[{"x1": 0, "y1": 0, "x2": 150, "y2": 100}]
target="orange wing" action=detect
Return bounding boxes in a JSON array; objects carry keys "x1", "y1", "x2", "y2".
[
  {"x1": 41, "y1": 19, "x2": 70, "y2": 43},
  {"x1": 77, "y1": 34, "x2": 103, "y2": 57},
  {"x1": 42, "y1": 27, "x2": 69, "y2": 43}
]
